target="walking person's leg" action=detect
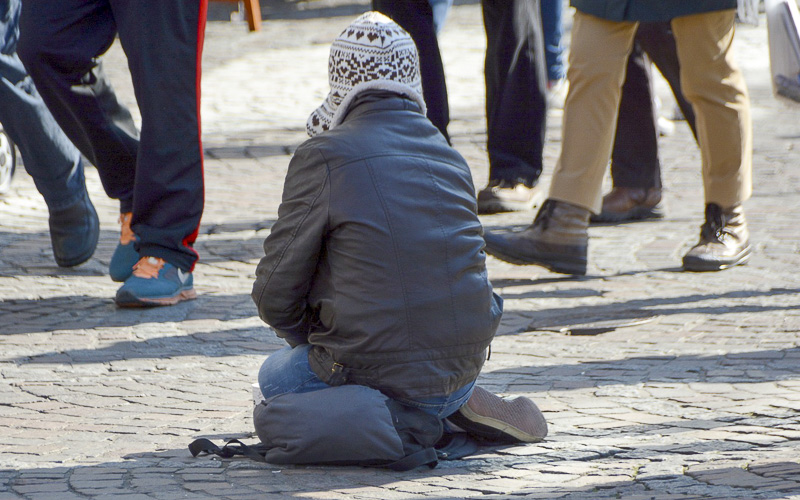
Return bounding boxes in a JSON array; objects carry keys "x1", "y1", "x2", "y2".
[
  {"x1": 477, "y1": 0, "x2": 548, "y2": 214},
  {"x1": 672, "y1": 10, "x2": 752, "y2": 271},
  {"x1": 482, "y1": 12, "x2": 638, "y2": 275},
  {"x1": 17, "y1": 0, "x2": 141, "y2": 278},
  {"x1": 18, "y1": 1, "x2": 138, "y2": 204},
  {"x1": 428, "y1": 0, "x2": 453, "y2": 34},
  {"x1": 595, "y1": 40, "x2": 664, "y2": 223},
  {"x1": 0, "y1": 0, "x2": 98, "y2": 266},
  {"x1": 597, "y1": 21, "x2": 703, "y2": 224},
  {"x1": 109, "y1": 0, "x2": 208, "y2": 305},
  {"x1": 636, "y1": 21, "x2": 697, "y2": 139},
  {"x1": 372, "y1": 0, "x2": 450, "y2": 141},
  {"x1": 540, "y1": 0, "x2": 564, "y2": 83}
]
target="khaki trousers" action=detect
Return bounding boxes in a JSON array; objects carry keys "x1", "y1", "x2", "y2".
[{"x1": 549, "y1": 10, "x2": 752, "y2": 213}]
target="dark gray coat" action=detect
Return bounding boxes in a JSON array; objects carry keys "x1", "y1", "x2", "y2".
[
  {"x1": 571, "y1": 0, "x2": 737, "y2": 22},
  {"x1": 252, "y1": 91, "x2": 502, "y2": 400}
]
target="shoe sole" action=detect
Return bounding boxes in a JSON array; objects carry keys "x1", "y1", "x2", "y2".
[
  {"x1": 115, "y1": 288, "x2": 197, "y2": 308},
  {"x1": 484, "y1": 244, "x2": 586, "y2": 276},
  {"x1": 449, "y1": 387, "x2": 547, "y2": 444},
  {"x1": 682, "y1": 246, "x2": 752, "y2": 272},
  {"x1": 55, "y1": 242, "x2": 98, "y2": 268},
  {"x1": 590, "y1": 205, "x2": 665, "y2": 224}
]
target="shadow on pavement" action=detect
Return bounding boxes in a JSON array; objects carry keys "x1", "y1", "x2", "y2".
[
  {"x1": 0, "y1": 292, "x2": 258, "y2": 335},
  {"x1": 2, "y1": 443, "x2": 798, "y2": 499},
  {"x1": 3, "y1": 325, "x2": 283, "y2": 364},
  {"x1": 498, "y1": 287, "x2": 800, "y2": 333},
  {"x1": 0, "y1": 220, "x2": 276, "y2": 277},
  {"x1": 486, "y1": 346, "x2": 800, "y2": 388}
]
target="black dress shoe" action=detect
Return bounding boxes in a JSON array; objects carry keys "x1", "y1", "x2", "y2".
[
  {"x1": 48, "y1": 191, "x2": 99, "y2": 267},
  {"x1": 591, "y1": 187, "x2": 664, "y2": 223}
]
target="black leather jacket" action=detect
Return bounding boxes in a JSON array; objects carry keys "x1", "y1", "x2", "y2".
[{"x1": 252, "y1": 91, "x2": 502, "y2": 400}]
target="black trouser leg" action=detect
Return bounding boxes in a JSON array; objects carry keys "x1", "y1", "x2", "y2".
[
  {"x1": 19, "y1": 0, "x2": 208, "y2": 271},
  {"x1": 372, "y1": 0, "x2": 450, "y2": 142},
  {"x1": 112, "y1": 0, "x2": 207, "y2": 271},
  {"x1": 610, "y1": 22, "x2": 698, "y2": 190},
  {"x1": 610, "y1": 40, "x2": 661, "y2": 189},
  {"x1": 481, "y1": 0, "x2": 546, "y2": 186},
  {"x1": 636, "y1": 21, "x2": 697, "y2": 140},
  {"x1": 18, "y1": 0, "x2": 139, "y2": 211}
]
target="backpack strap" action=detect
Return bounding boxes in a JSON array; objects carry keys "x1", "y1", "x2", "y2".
[
  {"x1": 385, "y1": 447, "x2": 438, "y2": 471},
  {"x1": 189, "y1": 438, "x2": 268, "y2": 463}
]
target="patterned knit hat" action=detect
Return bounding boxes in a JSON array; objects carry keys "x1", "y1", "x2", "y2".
[{"x1": 306, "y1": 11, "x2": 426, "y2": 137}]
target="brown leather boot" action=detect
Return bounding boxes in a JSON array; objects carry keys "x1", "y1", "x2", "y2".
[
  {"x1": 591, "y1": 187, "x2": 664, "y2": 223},
  {"x1": 483, "y1": 199, "x2": 590, "y2": 275},
  {"x1": 683, "y1": 203, "x2": 751, "y2": 272}
]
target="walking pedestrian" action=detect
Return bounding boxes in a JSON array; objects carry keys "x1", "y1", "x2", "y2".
[
  {"x1": 484, "y1": 1, "x2": 752, "y2": 274},
  {"x1": 18, "y1": 0, "x2": 208, "y2": 306},
  {"x1": 0, "y1": 0, "x2": 99, "y2": 268}
]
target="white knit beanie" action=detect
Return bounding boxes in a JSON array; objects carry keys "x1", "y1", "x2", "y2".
[{"x1": 306, "y1": 11, "x2": 427, "y2": 137}]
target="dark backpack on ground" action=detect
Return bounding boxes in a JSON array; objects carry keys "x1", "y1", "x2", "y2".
[{"x1": 189, "y1": 385, "x2": 480, "y2": 471}]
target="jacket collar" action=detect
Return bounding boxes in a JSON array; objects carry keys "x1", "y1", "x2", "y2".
[{"x1": 339, "y1": 91, "x2": 425, "y2": 124}]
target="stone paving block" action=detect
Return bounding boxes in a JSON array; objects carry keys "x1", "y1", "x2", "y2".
[
  {"x1": 19, "y1": 494, "x2": 86, "y2": 500},
  {"x1": 10, "y1": 483, "x2": 70, "y2": 495}
]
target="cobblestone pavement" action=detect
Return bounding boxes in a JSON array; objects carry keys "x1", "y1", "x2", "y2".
[{"x1": 2, "y1": 2, "x2": 800, "y2": 499}]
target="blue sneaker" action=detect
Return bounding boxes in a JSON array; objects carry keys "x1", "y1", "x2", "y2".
[
  {"x1": 109, "y1": 212, "x2": 139, "y2": 282},
  {"x1": 115, "y1": 256, "x2": 196, "y2": 307}
]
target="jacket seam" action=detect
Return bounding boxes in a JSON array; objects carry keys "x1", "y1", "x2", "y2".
[
  {"x1": 419, "y1": 158, "x2": 459, "y2": 344},
  {"x1": 364, "y1": 156, "x2": 414, "y2": 350}
]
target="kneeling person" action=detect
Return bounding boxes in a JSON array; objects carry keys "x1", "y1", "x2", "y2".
[{"x1": 251, "y1": 12, "x2": 546, "y2": 444}]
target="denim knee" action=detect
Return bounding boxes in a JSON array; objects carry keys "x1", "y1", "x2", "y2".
[{"x1": 258, "y1": 345, "x2": 330, "y2": 399}]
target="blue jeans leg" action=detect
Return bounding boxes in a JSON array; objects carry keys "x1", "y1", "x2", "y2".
[
  {"x1": 428, "y1": 0, "x2": 452, "y2": 34},
  {"x1": 258, "y1": 345, "x2": 476, "y2": 420},
  {"x1": 394, "y1": 380, "x2": 476, "y2": 419},
  {"x1": 258, "y1": 345, "x2": 331, "y2": 399},
  {"x1": 540, "y1": 0, "x2": 565, "y2": 82},
  {"x1": 0, "y1": 0, "x2": 86, "y2": 210}
]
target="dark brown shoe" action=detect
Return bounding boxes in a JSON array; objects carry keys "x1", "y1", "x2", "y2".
[
  {"x1": 483, "y1": 199, "x2": 590, "y2": 275},
  {"x1": 683, "y1": 203, "x2": 751, "y2": 272},
  {"x1": 477, "y1": 179, "x2": 544, "y2": 214},
  {"x1": 591, "y1": 187, "x2": 664, "y2": 223}
]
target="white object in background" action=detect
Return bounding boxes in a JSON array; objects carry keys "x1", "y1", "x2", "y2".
[
  {"x1": 252, "y1": 382, "x2": 265, "y2": 405},
  {"x1": 738, "y1": 0, "x2": 761, "y2": 25},
  {"x1": 765, "y1": 0, "x2": 800, "y2": 103}
]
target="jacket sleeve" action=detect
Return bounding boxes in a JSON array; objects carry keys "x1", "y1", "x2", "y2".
[{"x1": 251, "y1": 144, "x2": 329, "y2": 346}]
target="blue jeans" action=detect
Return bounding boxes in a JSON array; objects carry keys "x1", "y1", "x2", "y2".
[
  {"x1": 0, "y1": 0, "x2": 86, "y2": 210},
  {"x1": 540, "y1": 0, "x2": 565, "y2": 82},
  {"x1": 428, "y1": 0, "x2": 452, "y2": 34},
  {"x1": 259, "y1": 345, "x2": 476, "y2": 419}
]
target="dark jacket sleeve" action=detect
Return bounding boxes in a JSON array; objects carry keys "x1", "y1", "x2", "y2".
[{"x1": 251, "y1": 144, "x2": 329, "y2": 346}]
